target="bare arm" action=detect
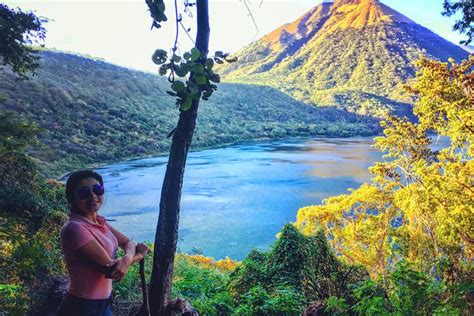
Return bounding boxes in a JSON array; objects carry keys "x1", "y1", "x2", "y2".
[
  {"x1": 107, "y1": 224, "x2": 149, "y2": 280},
  {"x1": 107, "y1": 224, "x2": 144, "y2": 262}
]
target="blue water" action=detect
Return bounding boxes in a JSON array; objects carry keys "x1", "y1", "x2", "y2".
[{"x1": 96, "y1": 137, "x2": 385, "y2": 260}]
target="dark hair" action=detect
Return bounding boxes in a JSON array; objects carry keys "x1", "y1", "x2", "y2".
[{"x1": 65, "y1": 170, "x2": 103, "y2": 207}]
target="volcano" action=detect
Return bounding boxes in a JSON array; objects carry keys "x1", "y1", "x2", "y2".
[{"x1": 219, "y1": 0, "x2": 470, "y2": 116}]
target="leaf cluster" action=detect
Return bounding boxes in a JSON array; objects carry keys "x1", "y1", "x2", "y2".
[
  {"x1": 442, "y1": 0, "x2": 474, "y2": 45},
  {"x1": 0, "y1": 4, "x2": 47, "y2": 78},
  {"x1": 228, "y1": 225, "x2": 368, "y2": 314},
  {"x1": 152, "y1": 48, "x2": 236, "y2": 111},
  {"x1": 113, "y1": 252, "x2": 236, "y2": 315},
  {"x1": 296, "y1": 56, "x2": 473, "y2": 302},
  {"x1": 326, "y1": 260, "x2": 470, "y2": 315},
  {"x1": 146, "y1": 0, "x2": 167, "y2": 29},
  {"x1": 0, "y1": 112, "x2": 68, "y2": 314}
]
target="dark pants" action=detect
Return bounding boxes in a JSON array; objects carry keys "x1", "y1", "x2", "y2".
[{"x1": 56, "y1": 293, "x2": 112, "y2": 316}]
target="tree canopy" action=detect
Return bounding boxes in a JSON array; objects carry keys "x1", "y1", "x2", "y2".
[
  {"x1": 297, "y1": 56, "x2": 473, "y2": 278},
  {"x1": 0, "y1": 3, "x2": 46, "y2": 78},
  {"x1": 442, "y1": 0, "x2": 474, "y2": 44}
]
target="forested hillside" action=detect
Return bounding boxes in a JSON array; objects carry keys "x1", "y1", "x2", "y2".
[
  {"x1": 218, "y1": 0, "x2": 470, "y2": 116},
  {"x1": 3, "y1": 54, "x2": 472, "y2": 315},
  {"x1": 0, "y1": 51, "x2": 377, "y2": 177}
]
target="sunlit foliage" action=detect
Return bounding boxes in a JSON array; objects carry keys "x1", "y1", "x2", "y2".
[
  {"x1": 113, "y1": 251, "x2": 237, "y2": 315},
  {"x1": 296, "y1": 57, "x2": 473, "y2": 281},
  {"x1": 0, "y1": 112, "x2": 68, "y2": 314}
]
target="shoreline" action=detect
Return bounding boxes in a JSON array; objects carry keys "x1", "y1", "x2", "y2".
[{"x1": 58, "y1": 132, "x2": 380, "y2": 181}]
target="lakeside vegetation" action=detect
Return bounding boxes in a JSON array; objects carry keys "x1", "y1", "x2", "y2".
[
  {"x1": 0, "y1": 50, "x2": 378, "y2": 178},
  {"x1": 1, "y1": 0, "x2": 472, "y2": 313},
  {"x1": 113, "y1": 54, "x2": 474, "y2": 316}
]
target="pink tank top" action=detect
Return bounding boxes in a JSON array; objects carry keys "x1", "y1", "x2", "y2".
[{"x1": 61, "y1": 213, "x2": 119, "y2": 299}]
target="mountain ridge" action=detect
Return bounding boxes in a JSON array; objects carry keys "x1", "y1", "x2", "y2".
[
  {"x1": 0, "y1": 50, "x2": 378, "y2": 177},
  {"x1": 219, "y1": 0, "x2": 470, "y2": 116}
]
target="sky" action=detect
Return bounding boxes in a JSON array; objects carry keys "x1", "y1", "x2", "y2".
[{"x1": 4, "y1": 0, "x2": 468, "y2": 73}]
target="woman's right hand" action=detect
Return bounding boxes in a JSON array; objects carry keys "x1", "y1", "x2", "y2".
[
  {"x1": 102, "y1": 259, "x2": 118, "y2": 279},
  {"x1": 108, "y1": 243, "x2": 149, "y2": 281},
  {"x1": 110, "y1": 257, "x2": 131, "y2": 281}
]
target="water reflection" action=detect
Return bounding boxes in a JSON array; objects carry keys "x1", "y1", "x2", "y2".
[{"x1": 99, "y1": 137, "x2": 382, "y2": 260}]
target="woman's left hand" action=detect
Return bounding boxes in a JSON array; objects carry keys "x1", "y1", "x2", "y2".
[
  {"x1": 135, "y1": 243, "x2": 150, "y2": 260},
  {"x1": 110, "y1": 257, "x2": 132, "y2": 281}
]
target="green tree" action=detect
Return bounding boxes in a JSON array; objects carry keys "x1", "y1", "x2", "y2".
[
  {"x1": 266, "y1": 224, "x2": 307, "y2": 291},
  {"x1": 0, "y1": 8, "x2": 62, "y2": 313},
  {"x1": 442, "y1": 0, "x2": 474, "y2": 44},
  {"x1": 297, "y1": 56, "x2": 473, "y2": 280},
  {"x1": 0, "y1": 112, "x2": 67, "y2": 314},
  {"x1": 0, "y1": 3, "x2": 47, "y2": 78},
  {"x1": 229, "y1": 225, "x2": 367, "y2": 313},
  {"x1": 145, "y1": 1, "x2": 212, "y2": 314}
]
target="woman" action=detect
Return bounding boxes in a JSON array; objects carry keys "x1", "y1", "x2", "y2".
[{"x1": 57, "y1": 170, "x2": 149, "y2": 316}]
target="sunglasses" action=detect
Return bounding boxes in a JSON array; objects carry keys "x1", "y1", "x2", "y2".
[{"x1": 77, "y1": 184, "x2": 105, "y2": 200}]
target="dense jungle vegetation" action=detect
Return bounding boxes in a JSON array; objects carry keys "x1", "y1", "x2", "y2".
[
  {"x1": 1, "y1": 55, "x2": 472, "y2": 314},
  {"x1": 0, "y1": 50, "x2": 377, "y2": 178}
]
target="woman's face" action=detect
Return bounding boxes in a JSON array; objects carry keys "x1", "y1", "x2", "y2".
[{"x1": 73, "y1": 177, "x2": 105, "y2": 214}]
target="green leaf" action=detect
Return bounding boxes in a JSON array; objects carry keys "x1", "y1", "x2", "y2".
[
  {"x1": 172, "y1": 54, "x2": 181, "y2": 63},
  {"x1": 187, "y1": 81, "x2": 200, "y2": 95},
  {"x1": 194, "y1": 75, "x2": 207, "y2": 85},
  {"x1": 206, "y1": 58, "x2": 214, "y2": 70},
  {"x1": 225, "y1": 56, "x2": 238, "y2": 63},
  {"x1": 166, "y1": 91, "x2": 177, "y2": 96},
  {"x1": 174, "y1": 66, "x2": 188, "y2": 77},
  {"x1": 159, "y1": 64, "x2": 168, "y2": 75},
  {"x1": 183, "y1": 52, "x2": 191, "y2": 61},
  {"x1": 202, "y1": 90, "x2": 213, "y2": 101},
  {"x1": 146, "y1": 0, "x2": 167, "y2": 26},
  {"x1": 171, "y1": 81, "x2": 185, "y2": 92},
  {"x1": 181, "y1": 97, "x2": 192, "y2": 111},
  {"x1": 176, "y1": 90, "x2": 188, "y2": 98},
  {"x1": 209, "y1": 74, "x2": 221, "y2": 83},
  {"x1": 152, "y1": 49, "x2": 168, "y2": 65},
  {"x1": 155, "y1": 2, "x2": 167, "y2": 21},
  {"x1": 193, "y1": 64, "x2": 205, "y2": 75},
  {"x1": 190, "y1": 48, "x2": 201, "y2": 61}
]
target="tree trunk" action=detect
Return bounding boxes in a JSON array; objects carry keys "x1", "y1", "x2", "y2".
[{"x1": 148, "y1": 1, "x2": 210, "y2": 315}]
